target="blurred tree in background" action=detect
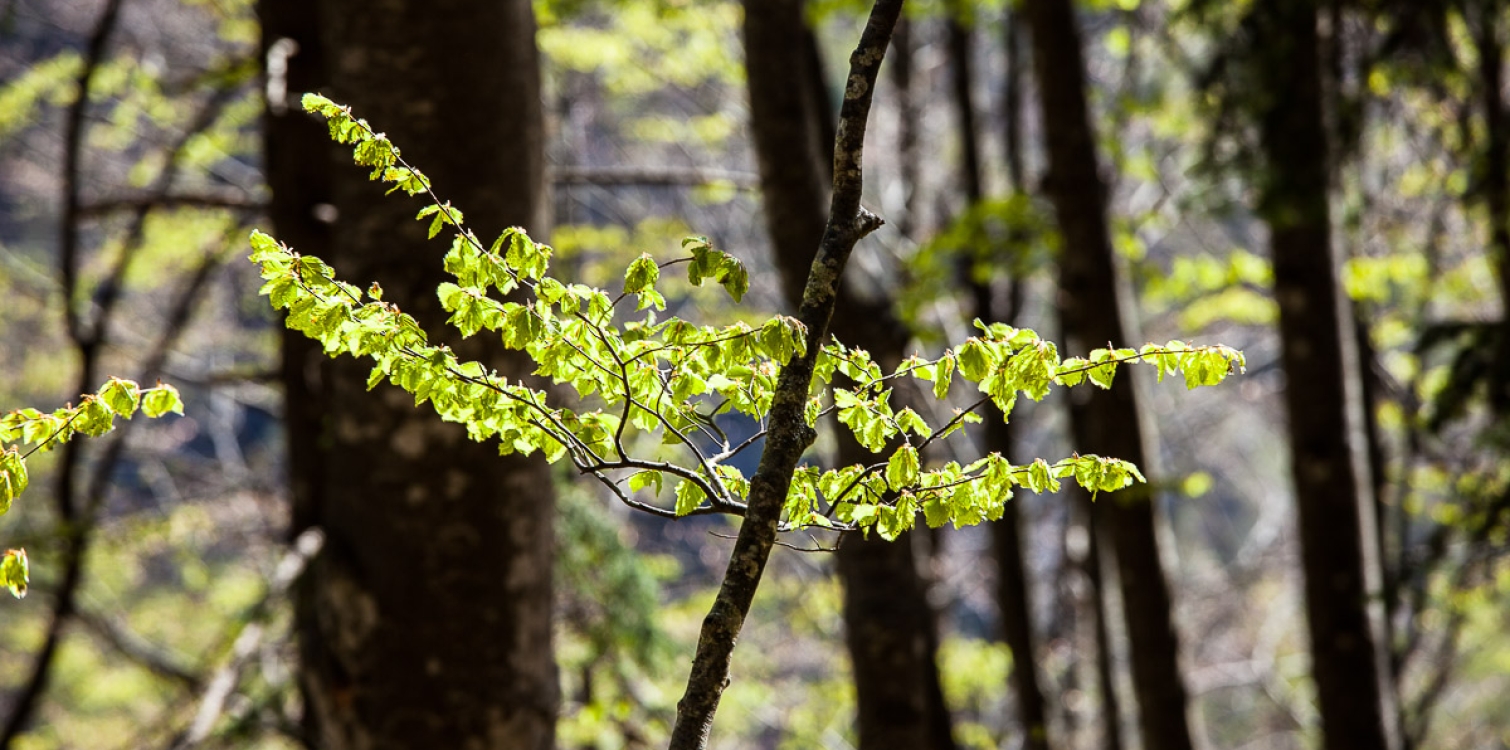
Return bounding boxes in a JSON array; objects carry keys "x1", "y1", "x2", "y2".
[{"x1": 2, "y1": 0, "x2": 1509, "y2": 749}]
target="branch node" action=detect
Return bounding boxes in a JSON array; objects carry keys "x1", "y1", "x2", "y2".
[{"x1": 852, "y1": 207, "x2": 884, "y2": 239}]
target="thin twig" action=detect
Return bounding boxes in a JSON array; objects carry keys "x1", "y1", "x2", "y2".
[
  {"x1": 166, "y1": 528, "x2": 325, "y2": 750},
  {"x1": 75, "y1": 608, "x2": 202, "y2": 690},
  {"x1": 551, "y1": 165, "x2": 759, "y2": 190}
]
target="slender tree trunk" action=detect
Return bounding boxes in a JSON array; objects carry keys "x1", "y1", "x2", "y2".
[
  {"x1": 945, "y1": 9, "x2": 1053, "y2": 749},
  {"x1": 743, "y1": 2, "x2": 954, "y2": 748},
  {"x1": 1251, "y1": 2, "x2": 1390, "y2": 749},
  {"x1": 1083, "y1": 498, "x2": 1126, "y2": 750},
  {"x1": 1478, "y1": 1, "x2": 1510, "y2": 415},
  {"x1": 257, "y1": 0, "x2": 330, "y2": 550},
  {"x1": 891, "y1": 17, "x2": 919, "y2": 239},
  {"x1": 257, "y1": 5, "x2": 336, "y2": 737},
  {"x1": 270, "y1": 1, "x2": 559, "y2": 747},
  {"x1": 669, "y1": 7, "x2": 904, "y2": 745},
  {"x1": 1023, "y1": 3, "x2": 1197, "y2": 750}
]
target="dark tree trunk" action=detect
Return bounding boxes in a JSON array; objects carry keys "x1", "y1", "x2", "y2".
[
  {"x1": 946, "y1": 9, "x2": 1053, "y2": 750},
  {"x1": 1023, "y1": 3, "x2": 1197, "y2": 750},
  {"x1": 890, "y1": 17, "x2": 919, "y2": 239},
  {"x1": 1478, "y1": 1, "x2": 1510, "y2": 415},
  {"x1": 257, "y1": 0, "x2": 331, "y2": 548},
  {"x1": 267, "y1": 0, "x2": 558, "y2": 747},
  {"x1": 1251, "y1": 2, "x2": 1390, "y2": 749},
  {"x1": 743, "y1": 2, "x2": 953, "y2": 748},
  {"x1": 1083, "y1": 498, "x2": 1126, "y2": 750}
]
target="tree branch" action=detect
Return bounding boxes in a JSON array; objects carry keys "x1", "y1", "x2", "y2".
[
  {"x1": 166, "y1": 528, "x2": 324, "y2": 750},
  {"x1": 79, "y1": 191, "x2": 265, "y2": 217},
  {"x1": 75, "y1": 608, "x2": 202, "y2": 690},
  {"x1": 551, "y1": 165, "x2": 759, "y2": 190},
  {"x1": 667, "y1": 2, "x2": 903, "y2": 747}
]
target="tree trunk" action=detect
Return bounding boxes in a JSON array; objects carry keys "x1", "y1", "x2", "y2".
[
  {"x1": 1083, "y1": 498, "x2": 1126, "y2": 750},
  {"x1": 743, "y1": 2, "x2": 953, "y2": 748},
  {"x1": 1023, "y1": 2, "x2": 1197, "y2": 750},
  {"x1": 946, "y1": 9, "x2": 1053, "y2": 749},
  {"x1": 1478, "y1": 0, "x2": 1510, "y2": 416},
  {"x1": 890, "y1": 17, "x2": 919, "y2": 240},
  {"x1": 267, "y1": 0, "x2": 558, "y2": 747},
  {"x1": 1251, "y1": 2, "x2": 1390, "y2": 749}
]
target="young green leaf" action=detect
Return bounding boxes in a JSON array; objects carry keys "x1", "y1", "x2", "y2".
[
  {"x1": 141, "y1": 385, "x2": 185, "y2": 418},
  {"x1": 624, "y1": 253, "x2": 660, "y2": 295},
  {"x1": 0, "y1": 449, "x2": 27, "y2": 515},
  {"x1": 675, "y1": 479, "x2": 705, "y2": 517},
  {"x1": 2, "y1": 548, "x2": 27, "y2": 599},
  {"x1": 886, "y1": 445, "x2": 920, "y2": 491}
]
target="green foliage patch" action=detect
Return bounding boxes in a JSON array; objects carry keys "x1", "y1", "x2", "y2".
[
  {"x1": 254, "y1": 94, "x2": 1243, "y2": 546},
  {"x1": 0, "y1": 380, "x2": 183, "y2": 598}
]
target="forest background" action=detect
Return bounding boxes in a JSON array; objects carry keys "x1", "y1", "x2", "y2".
[{"x1": 0, "y1": 0, "x2": 1507, "y2": 749}]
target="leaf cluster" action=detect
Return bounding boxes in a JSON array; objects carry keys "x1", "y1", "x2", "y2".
[
  {"x1": 0, "y1": 379, "x2": 184, "y2": 598},
  {"x1": 255, "y1": 95, "x2": 1244, "y2": 545}
]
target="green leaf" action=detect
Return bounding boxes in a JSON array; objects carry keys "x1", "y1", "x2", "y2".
[
  {"x1": 1, "y1": 548, "x2": 28, "y2": 599},
  {"x1": 629, "y1": 470, "x2": 664, "y2": 497},
  {"x1": 887, "y1": 445, "x2": 920, "y2": 491},
  {"x1": 720, "y1": 261, "x2": 749, "y2": 303},
  {"x1": 624, "y1": 253, "x2": 660, "y2": 294},
  {"x1": 1087, "y1": 358, "x2": 1117, "y2": 389},
  {"x1": 1055, "y1": 357, "x2": 1088, "y2": 387},
  {"x1": 895, "y1": 408, "x2": 930, "y2": 439},
  {"x1": 141, "y1": 385, "x2": 185, "y2": 418},
  {"x1": 933, "y1": 353, "x2": 955, "y2": 400},
  {"x1": 99, "y1": 378, "x2": 141, "y2": 417},
  {"x1": 957, "y1": 339, "x2": 991, "y2": 382},
  {"x1": 674, "y1": 479, "x2": 705, "y2": 517},
  {"x1": 760, "y1": 316, "x2": 798, "y2": 365},
  {"x1": 1026, "y1": 458, "x2": 1060, "y2": 494},
  {"x1": 248, "y1": 230, "x2": 284, "y2": 262},
  {"x1": 684, "y1": 237, "x2": 748, "y2": 301},
  {"x1": 785, "y1": 466, "x2": 820, "y2": 521},
  {"x1": 75, "y1": 398, "x2": 115, "y2": 437},
  {"x1": 0, "y1": 449, "x2": 27, "y2": 515},
  {"x1": 922, "y1": 493, "x2": 951, "y2": 528}
]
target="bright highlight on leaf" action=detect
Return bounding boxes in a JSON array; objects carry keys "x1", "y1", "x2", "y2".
[
  {"x1": 1, "y1": 548, "x2": 27, "y2": 599},
  {"x1": 249, "y1": 97, "x2": 1244, "y2": 540}
]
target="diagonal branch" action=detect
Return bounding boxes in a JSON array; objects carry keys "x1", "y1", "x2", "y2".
[
  {"x1": 166, "y1": 528, "x2": 324, "y2": 750},
  {"x1": 666, "y1": 2, "x2": 904, "y2": 747}
]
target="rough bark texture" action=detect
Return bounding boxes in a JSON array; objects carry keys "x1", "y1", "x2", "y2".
[
  {"x1": 668, "y1": 5, "x2": 904, "y2": 747},
  {"x1": 1023, "y1": 2, "x2": 1197, "y2": 750},
  {"x1": 269, "y1": 1, "x2": 559, "y2": 748},
  {"x1": 742, "y1": 3, "x2": 954, "y2": 749},
  {"x1": 1251, "y1": 2, "x2": 1390, "y2": 749}
]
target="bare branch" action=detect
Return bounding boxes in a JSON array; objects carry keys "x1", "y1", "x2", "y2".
[
  {"x1": 167, "y1": 528, "x2": 324, "y2": 750},
  {"x1": 551, "y1": 165, "x2": 759, "y2": 190},
  {"x1": 79, "y1": 191, "x2": 264, "y2": 217},
  {"x1": 75, "y1": 608, "x2": 202, "y2": 691}
]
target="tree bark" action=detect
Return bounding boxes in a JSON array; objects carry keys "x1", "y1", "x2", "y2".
[
  {"x1": 741, "y1": 2, "x2": 953, "y2": 749},
  {"x1": 1023, "y1": 2, "x2": 1197, "y2": 750},
  {"x1": 1477, "y1": 0, "x2": 1510, "y2": 416},
  {"x1": 668, "y1": 5, "x2": 905, "y2": 746},
  {"x1": 267, "y1": 0, "x2": 559, "y2": 747},
  {"x1": 1251, "y1": 2, "x2": 1390, "y2": 749}
]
